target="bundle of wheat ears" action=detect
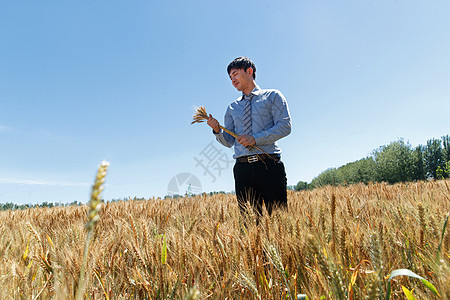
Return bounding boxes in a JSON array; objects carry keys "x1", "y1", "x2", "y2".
[{"x1": 191, "y1": 106, "x2": 273, "y2": 161}]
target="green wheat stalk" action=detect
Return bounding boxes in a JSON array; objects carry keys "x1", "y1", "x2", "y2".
[{"x1": 264, "y1": 243, "x2": 294, "y2": 300}]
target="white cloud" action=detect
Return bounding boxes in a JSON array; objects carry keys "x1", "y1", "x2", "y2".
[{"x1": 0, "y1": 177, "x2": 89, "y2": 187}]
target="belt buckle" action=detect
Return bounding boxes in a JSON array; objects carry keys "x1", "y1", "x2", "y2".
[{"x1": 247, "y1": 155, "x2": 258, "y2": 163}]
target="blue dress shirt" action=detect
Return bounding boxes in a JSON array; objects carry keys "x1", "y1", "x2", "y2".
[{"x1": 214, "y1": 85, "x2": 291, "y2": 159}]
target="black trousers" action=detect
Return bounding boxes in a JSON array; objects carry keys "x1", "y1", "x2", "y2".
[{"x1": 233, "y1": 158, "x2": 287, "y2": 216}]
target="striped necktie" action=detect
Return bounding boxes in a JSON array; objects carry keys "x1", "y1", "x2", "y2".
[{"x1": 243, "y1": 94, "x2": 253, "y2": 136}]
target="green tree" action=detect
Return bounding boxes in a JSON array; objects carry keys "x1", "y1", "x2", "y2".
[
  {"x1": 412, "y1": 145, "x2": 425, "y2": 181},
  {"x1": 438, "y1": 161, "x2": 450, "y2": 179},
  {"x1": 442, "y1": 135, "x2": 450, "y2": 173},
  {"x1": 346, "y1": 157, "x2": 376, "y2": 184},
  {"x1": 424, "y1": 138, "x2": 444, "y2": 179},
  {"x1": 310, "y1": 168, "x2": 341, "y2": 188},
  {"x1": 309, "y1": 157, "x2": 376, "y2": 188},
  {"x1": 294, "y1": 181, "x2": 309, "y2": 191},
  {"x1": 373, "y1": 139, "x2": 413, "y2": 184},
  {"x1": 436, "y1": 166, "x2": 445, "y2": 180}
]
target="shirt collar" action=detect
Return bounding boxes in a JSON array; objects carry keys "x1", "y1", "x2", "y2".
[{"x1": 240, "y1": 85, "x2": 262, "y2": 101}]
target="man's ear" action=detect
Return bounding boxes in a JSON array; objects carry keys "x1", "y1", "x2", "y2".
[{"x1": 246, "y1": 67, "x2": 254, "y2": 77}]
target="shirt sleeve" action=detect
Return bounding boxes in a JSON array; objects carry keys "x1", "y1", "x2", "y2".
[
  {"x1": 214, "y1": 106, "x2": 235, "y2": 148},
  {"x1": 252, "y1": 91, "x2": 292, "y2": 145}
]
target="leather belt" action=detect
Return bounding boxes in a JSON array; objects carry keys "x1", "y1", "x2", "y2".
[{"x1": 237, "y1": 154, "x2": 280, "y2": 163}]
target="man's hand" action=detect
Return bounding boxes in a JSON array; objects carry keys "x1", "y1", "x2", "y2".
[
  {"x1": 237, "y1": 135, "x2": 256, "y2": 147},
  {"x1": 207, "y1": 114, "x2": 221, "y2": 134}
]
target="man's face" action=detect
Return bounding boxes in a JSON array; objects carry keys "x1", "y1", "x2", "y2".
[{"x1": 229, "y1": 68, "x2": 253, "y2": 92}]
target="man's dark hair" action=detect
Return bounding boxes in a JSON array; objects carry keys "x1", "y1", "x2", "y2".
[{"x1": 227, "y1": 56, "x2": 256, "y2": 79}]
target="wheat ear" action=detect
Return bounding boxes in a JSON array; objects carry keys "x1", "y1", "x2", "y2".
[{"x1": 76, "y1": 161, "x2": 109, "y2": 300}]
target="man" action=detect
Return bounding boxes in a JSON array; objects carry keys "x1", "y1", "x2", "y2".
[{"x1": 207, "y1": 56, "x2": 292, "y2": 216}]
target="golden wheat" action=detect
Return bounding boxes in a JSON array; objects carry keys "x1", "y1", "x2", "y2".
[{"x1": 0, "y1": 179, "x2": 449, "y2": 299}]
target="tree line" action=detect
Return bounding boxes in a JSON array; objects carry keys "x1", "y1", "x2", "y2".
[
  {"x1": 0, "y1": 200, "x2": 84, "y2": 211},
  {"x1": 0, "y1": 198, "x2": 142, "y2": 211},
  {"x1": 293, "y1": 134, "x2": 450, "y2": 191}
]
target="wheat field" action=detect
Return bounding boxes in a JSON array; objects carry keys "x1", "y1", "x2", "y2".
[{"x1": 1, "y1": 180, "x2": 449, "y2": 299}]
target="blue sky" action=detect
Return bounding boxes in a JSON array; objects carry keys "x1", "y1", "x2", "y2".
[{"x1": 1, "y1": 1, "x2": 449, "y2": 204}]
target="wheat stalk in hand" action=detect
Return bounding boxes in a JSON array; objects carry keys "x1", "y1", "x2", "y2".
[{"x1": 191, "y1": 106, "x2": 268, "y2": 155}]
